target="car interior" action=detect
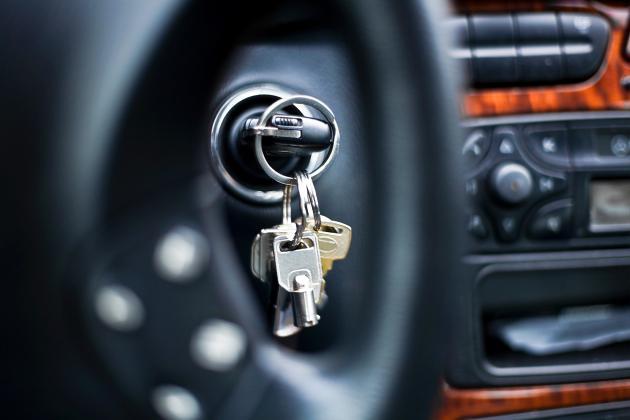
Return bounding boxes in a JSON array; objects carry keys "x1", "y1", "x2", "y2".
[{"x1": 5, "y1": 0, "x2": 630, "y2": 419}]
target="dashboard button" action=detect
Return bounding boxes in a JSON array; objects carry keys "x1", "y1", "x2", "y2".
[
  {"x1": 471, "y1": 15, "x2": 517, "y2": 84},
  {"x1": 559, "y1": 13, "x2": 609, "y2": 81},
  {"x1": 467, "y1": 213, "x2": 489, "y2": 240},
  {"x1": 494, "y1": 126, "x2": 518, "y2": 155},
  {"x1": 465, "y1": 177, "x2": 480, "y2": 197},
  {"x1": 499, "y1": 138, "x2": 515, "y2": 155},
  {"x1": 528, "y1": 200, "x2": 573, "y2": 239},
  {"x1": 610, "y1": 134, "x2": 630, "y2": 157},
  {"x1": 496, "y1": 215, "x2": 519, "y2": 242},
  {"x1": 537, "y1": 175, "x2": 566, "y2": 196},
  {"x1": 594, "y1": 128, "x2": 630, "y2": 159},
  {"x1": 515, "y1": 13, "x2": 563, "y2": 82},
  {"x1": 490, "y1": 162, "x2": 534, "y2": 204},
  {"x1": 463, "y1": 129, "x2": 490, "y2": 167},
  {"x1": 525, "y1": 126, "x2": 570, "y2": 168}
]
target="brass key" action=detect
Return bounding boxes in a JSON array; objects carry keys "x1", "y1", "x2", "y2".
[{"x1": 316, "y1": 216, "x2": 352, "y2": 276}]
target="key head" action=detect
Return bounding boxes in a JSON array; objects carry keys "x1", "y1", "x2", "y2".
[
  {"x1": 253, "y1": 224, "x2": 296, "y2": 283},
  {"x1": 317, "y1": 218, "x2": 352, "y2": 261},
  {"x1": 272, "y1": 232, "x2": 323, "y2": 299}
]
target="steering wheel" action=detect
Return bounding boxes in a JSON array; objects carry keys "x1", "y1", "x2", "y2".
[{"x1": 5, "y1": 0, "x2": 463, "y2": 419}]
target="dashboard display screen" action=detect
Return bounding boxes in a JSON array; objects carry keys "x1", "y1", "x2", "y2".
[{"x1": 590, "y1": 179, "x2": 630, "y2": 232}]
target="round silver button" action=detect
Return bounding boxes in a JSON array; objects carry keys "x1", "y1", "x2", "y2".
[
  {"x1": 154, "y1": 227, "x2": 209, "y2": 283},
  {"x1": 191, "y1": 319, "x2": 247, "y2": 371},
  {"x1": 152, "y1": 385, "x2": 202, "y2": 420},
  {"x1": 490, "y1": 162, "x2": 534, "y2": 204},
  {"x1": 94, "y1": 284, "x2": 145, "y2": 332}
]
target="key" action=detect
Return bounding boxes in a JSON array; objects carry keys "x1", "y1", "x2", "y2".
[
  {"x1": 250, "y1": 173, "x2": 351, "y2": 335},
  {"x1": 272, "y1": 289, "x2": 301, "y2": 337},
  {"x1": 316, "y1": 216, "x2": 352, "y2": 276},
  {"x1": 251, "y1": 182, "x2": 297, "y2": 282},
  {"x1": 251, "y1": 224, "x2": 303, "y2": 337},
  {"x1": 254, "y1": 218, "x2": 350, "y2": 277},
  {"x1": 251, "y1": 217, "x2": 350, "y2": 331},
  {"x1": 251, "y1": 224, "x2": 321, "y2": 335},
  {"x1": 273, "y1": 231, "x2": 323, "y2": 328},
  {"x1": 257, "y1": 217, "x2": 351, "y2": 277},
  {"x1": 251, "y1": 224, "x2": 294, "y2": 283}
]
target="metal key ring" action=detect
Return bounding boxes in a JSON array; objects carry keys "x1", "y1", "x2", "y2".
[
  {"x1": 254, "y1": 95, "x2": 340, "y2": 185},
  {"x1": 282, "y1": 183, "x2": 292, "y2": 225},
  {"x1": 291, "y1": 173, "x2": 310, "y2": 248},
  {"x1": 295, "y1": 171, "x2": 321, "y2": 231},
  {"x1": 283, "y1": 171, "x2": 321, "y2": 248}
]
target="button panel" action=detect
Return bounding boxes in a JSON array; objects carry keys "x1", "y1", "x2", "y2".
[
  {"x1": 464, "y1": 124, "x2": 570, "y2": 244},
  {"x1": 449, "y1": 12, "x2": 609, "y2": 87},
  {"x1": 464, "y1": 112, "x2": 630, "y2": 252}
]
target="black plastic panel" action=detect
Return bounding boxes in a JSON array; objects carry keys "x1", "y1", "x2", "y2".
[
  {"x1": 446, "y1": 250, "x2": 630, "y2": 387},
  {"x1": 450, "y1": 12, "x2": 609, "y2": 87},
  {"x1": 449, "y1": 114, "x2": 630, "y2": 387},
  {"x1": 479, "y1": 262, "x2": 630, "y2": 376}
]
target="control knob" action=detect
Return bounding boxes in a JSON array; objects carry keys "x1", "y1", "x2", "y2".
[{"x1": 490, "y1": 162, "x2": 533, "y2": 204}]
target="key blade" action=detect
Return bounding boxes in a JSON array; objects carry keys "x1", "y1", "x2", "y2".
[{"x1": 273, "y1": 289, "x2": 302, "y2": 337}]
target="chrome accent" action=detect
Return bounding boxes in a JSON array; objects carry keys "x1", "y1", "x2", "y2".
[
  {"x1": 254, "y1": 95, "x2": 340, "y2": 185},
  {"x1": 209, "y1": 84, "x2": 325, "y2": 203}
]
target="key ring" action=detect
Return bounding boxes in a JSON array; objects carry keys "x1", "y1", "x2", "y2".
[
  {"x1": 295, "y1": 171, "x2": 321, "y2": 231},
  {"x1": 282, "y1": 171, "x2": 321, "y2": 248},
  {"x1": 254, "y1": 95, "x2": 340, "y2": 185}
]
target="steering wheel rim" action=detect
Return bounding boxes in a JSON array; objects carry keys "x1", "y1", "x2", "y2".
[{"x1": 6, "y1": 0, "x2": 464, "y2": 419}]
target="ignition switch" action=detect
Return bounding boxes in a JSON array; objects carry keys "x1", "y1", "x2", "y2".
[
  {"x1": 209, "y1": 85, "x2": 336, "y2": 203},
  {"x1": 242, "y1": 114, "x2": 332, "y2": 156}
]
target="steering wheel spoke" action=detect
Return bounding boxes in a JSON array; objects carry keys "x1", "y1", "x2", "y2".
[{"x1": 71, "y1": 183, "x2": 275, "y2": 418}]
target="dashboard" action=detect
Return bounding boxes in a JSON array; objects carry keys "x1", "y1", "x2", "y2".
[{"x1": 438, "y1": 1, "x2": 630, "y2": 419}]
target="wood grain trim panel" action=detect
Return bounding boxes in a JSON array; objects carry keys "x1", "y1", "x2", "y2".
[
  {"x1": 436, "y1": 379, "x2": 630, "y2": 420},
  {"x1": 460, "y1": 1, "x2": 630, "y2": 117}
]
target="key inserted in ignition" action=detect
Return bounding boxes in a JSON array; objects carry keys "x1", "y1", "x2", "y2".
[{"x1": 243, "y1": 114, "x2": 332, "y2": 157}]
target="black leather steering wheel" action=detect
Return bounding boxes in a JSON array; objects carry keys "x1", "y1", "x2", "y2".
[{"x1": 4, "y1": 0, "x2": 463, "y2": 419}]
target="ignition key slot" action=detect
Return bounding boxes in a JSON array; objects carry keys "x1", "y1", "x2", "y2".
[{"x1": 209, "y1": 84, "x2": 331, "y2": 203}]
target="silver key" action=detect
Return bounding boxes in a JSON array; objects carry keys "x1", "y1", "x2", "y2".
[
  {"x1": 273, "y1": 232, "x2": 323, "y2": 328},
  {"x1": 253, "y1": 217, "x2": 350, "y2": 279},
  {"x1": 251, "y1": 182, "x2": 297, "y2": 282},
  {"x1": 250, "y1": 224, "x2": 312, "y2": 336},
  {"x1": 250, "y1": 224, "x2": 294, "y2": 283}
]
